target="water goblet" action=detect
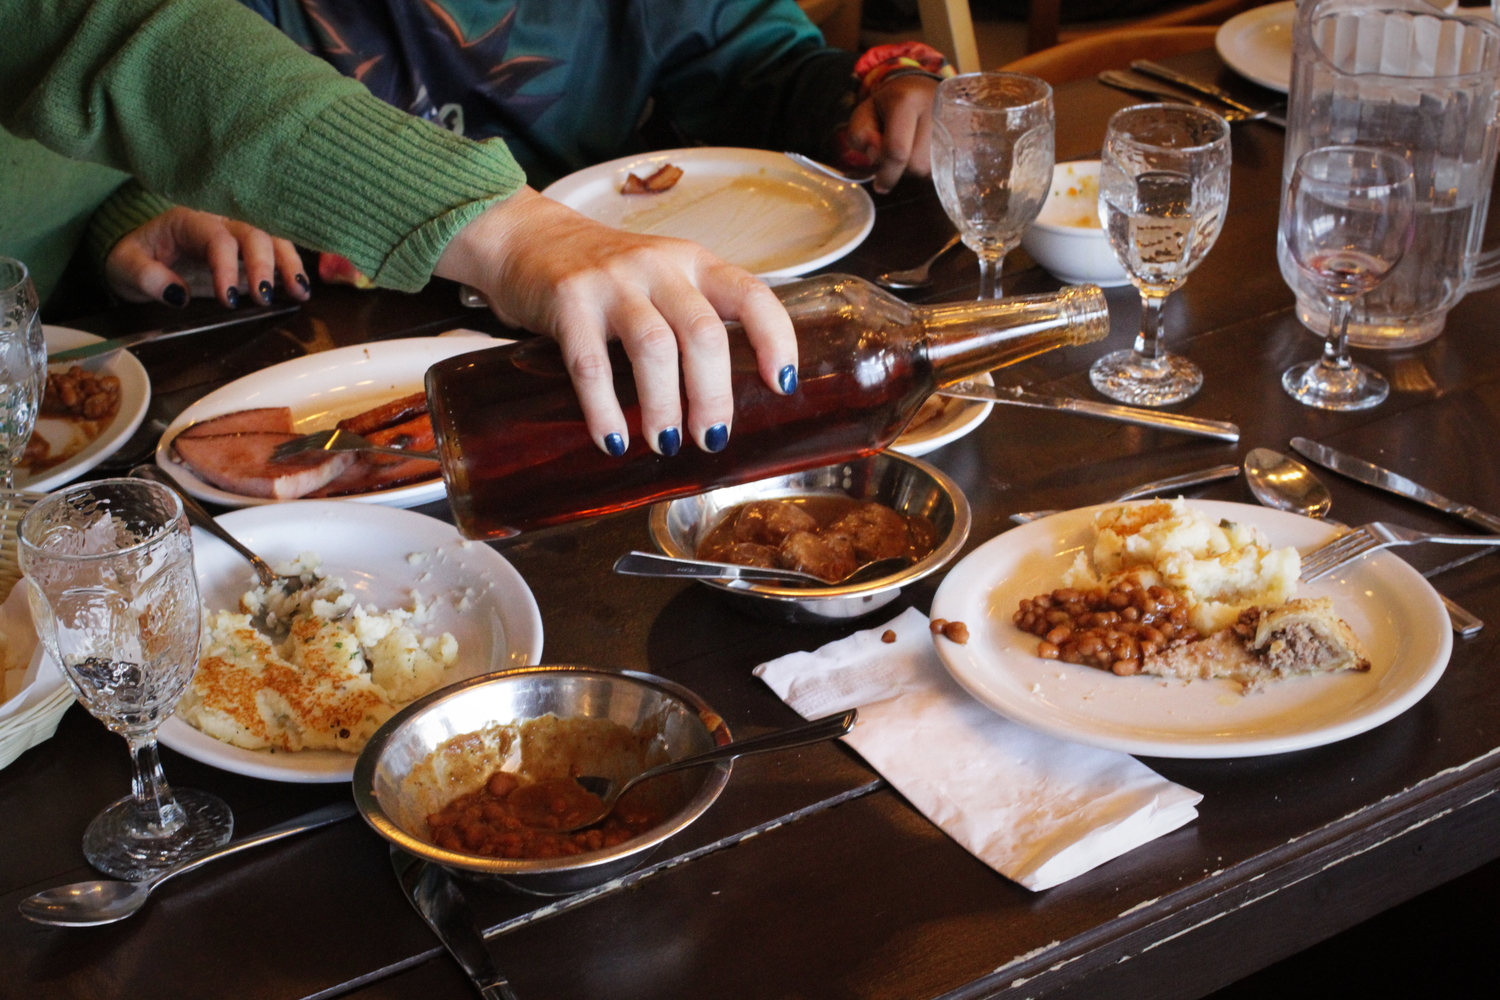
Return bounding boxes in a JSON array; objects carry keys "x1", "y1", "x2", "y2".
[
  {"x1": 19, "y1": 479, "x2": 232, "y2": 880},
  {"x1": 931, "y1": 72, "x2": 1055, "y2": 299},
  {"x1": 1280, "y1": 146, "x2": 1415, "y2": 411},
  {"x1": 1090, "y1": 104, "x2": 1231, "y2": 406},
  {"x1": 1, "y1": 257, "x2": 45, "y2": 489}
]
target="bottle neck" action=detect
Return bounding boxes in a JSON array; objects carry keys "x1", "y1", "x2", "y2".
[{"x1": 919, "y1": 285, "x2": 1110, "y2": 385}]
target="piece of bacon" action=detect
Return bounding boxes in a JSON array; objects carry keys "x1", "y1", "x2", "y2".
[
  {"x1": 360, "y1": 413, "x2": 437, "y2": 466},
  {"x1": 177, "y1": 407, "x2": 294, "y2": 439},
  {"x1": 172, "y1": 433, "x2": 354, "y2": 499},
  {"x1": 336, "y1": 392, "x2": 428, "y2": 436},
  {"x1": 620, "y1": 163, "x2": 682, "y2": 194}
]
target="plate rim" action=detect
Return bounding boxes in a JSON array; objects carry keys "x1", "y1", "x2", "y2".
[
  {"x1": 930, "y1": 499, "x2": 1452, "y2": 758},
  {"x1": 1215, "y1": 0, "x2": 1296, "y2": 94},
  {"x1": 154, "y1": 334, "x2": 497, "y2": 509},
  {"x1": 892, "y1": 372, "x2": 994, "y2": 457},
  {"x1": 157, "y1": 500, "x2": 545, "y2": 782},
  {"x1": 541, "y1": 146, "x2": 876, "y2": 279},
  {"x1": 19, "y1": 326, "x2": 152, "y2": 493}
]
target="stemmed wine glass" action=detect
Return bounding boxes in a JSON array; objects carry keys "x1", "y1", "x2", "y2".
[
  {"x1": 1091, "y1": 104, "x2": 1231, "y2": 406},
  {"x1": 1280, "y1": 146, "x2": 1415, "y2": 410},
  {"x1": 931, "y1": 72, "x2": 1055, "y2": 299},
  {"x1": 19, "y1": 479, "x2": 232, "y2": 880},
  {"x1": 1, "y1": 257, "x2": 45, "y2": 490}
]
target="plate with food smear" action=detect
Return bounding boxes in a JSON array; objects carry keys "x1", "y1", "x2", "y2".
[
  {"x1": 542, "y1": 147, "x2": 876, "y2": 279},
  {"x1": 157, "y1": 501, "x2": 543, "y2": 782},
  {"x1": 15, "y1": 327, "x2": 151, "y2": 493},
  {"x1": 156, "y1": 333, "x2": 503, "y2": 508},
  {"x1": 929, "y1": 499, "x2": 1451, "y2": 758},
  {"x1": 892, "y1": 373, "x2": 994, "y2": 457}
]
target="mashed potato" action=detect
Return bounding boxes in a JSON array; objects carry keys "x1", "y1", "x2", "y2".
[
  {"x1": 1062, "y1": 499, "x2": 1300, "y2": 634},
  {"x1": 177, "y1": 553, "x2": 458, "y2": 753}
]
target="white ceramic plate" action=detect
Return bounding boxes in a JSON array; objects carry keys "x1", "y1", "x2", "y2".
[
  {"x1": 16, "y1": 327, "x2": 152, "y2": 492},
  {"x1": 929, "y1": 501, "x2": 1452, "y2": 758},
  {"x1": 158, "y1": 502, "x2": 544, "y2": 782},
  {"x1": 542, "y1": 147, "x2": 876, "y2": 279},
  {"x1": 156, "y1": 333, "x2": 502, "y2": 509},
  {"x1": 1216, "y1": 1, "x2": 1296, "y2": 93},
  {"x1": 892, "y1": 372, "x2": 994, "y2": 457}
]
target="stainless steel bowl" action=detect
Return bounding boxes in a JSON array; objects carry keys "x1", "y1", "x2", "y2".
[
  {"x1": 353, "y1": 666, "x2": 731, "y2": 896},
  {"x1": 649, "y1": 450, "x2": 971, "y2": 625}
]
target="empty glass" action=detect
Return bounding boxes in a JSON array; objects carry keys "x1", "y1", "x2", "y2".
[
  {"x1": 1091, "y1": 104, "x2": 1231, "y2": 406},
  {"x1": 1, "y1": 257, "x2": 45, "y2": 489},
  {"x1": 1280, "y1": 146, "x2": 1415, "y2": 411},
  {"x1": 931, "y1": 72, "x2": 1055, "y2": 299},
  {"x1": 19, "y1": 479, "x2": 232, "y2": 880}
]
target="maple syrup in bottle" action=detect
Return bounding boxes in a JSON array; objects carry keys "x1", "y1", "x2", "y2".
[{"x1": 427, "y1": 274, "x2": 1108, "y2": 539}]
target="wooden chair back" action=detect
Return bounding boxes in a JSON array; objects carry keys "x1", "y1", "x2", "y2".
[
  {"x1": 1028, "y1": 0, "x2": 1269, "y2": 54},
  {"x1": 1002, "y1": 25, "x2": 1220, "y2": 86}
]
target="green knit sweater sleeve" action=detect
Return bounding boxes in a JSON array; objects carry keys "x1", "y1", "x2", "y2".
[
  {"x1": 84, "y1": 180, "x2": 176, "y2": 274},
  {"x1": 0, "y1": 0, "x2": 526, "y2": 291}
]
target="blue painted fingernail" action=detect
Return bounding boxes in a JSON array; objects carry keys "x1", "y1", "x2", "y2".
[
  {"x1": 295, "y1": 273, "x2": 310, "y2": 292},
  {"x1": 225, "y1": 286, "x2": 241, "y2": 308},
  {"x1": 704, "y1": 423, "x2": 729, "y2": 453},
  {"x1": 778, "y1": 364, "x2": 798, "y2": 394},
  {"x1": 658, "y1": 427, "x2": 681, "y2": 457},
  {"x1": 604, "y1": 433, "x2": 626, "y2": 457},
  {"x1": 162, "y1": 283, "x2": 187, "y2": 308},
  {"x1": 258, "y1": 280, "x2": 273, "y2": 303}
]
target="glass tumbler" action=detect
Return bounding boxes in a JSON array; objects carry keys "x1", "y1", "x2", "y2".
[{"x1": 1, "y1": 257, "x2": 45, "y2": 489}]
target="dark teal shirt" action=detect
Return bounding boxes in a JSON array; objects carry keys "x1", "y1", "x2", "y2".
[{"x1": 242, "y1": 0, "x2": 859, "y2": 187}]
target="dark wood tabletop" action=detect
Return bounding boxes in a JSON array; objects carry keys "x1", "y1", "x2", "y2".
[{"x1": 5, "y1": 50, "x2": 1500, "y2": 1000}]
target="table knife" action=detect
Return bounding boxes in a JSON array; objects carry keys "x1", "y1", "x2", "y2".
[
  {"x1": 1128, "y1": 60, "x2": 1288, "y2": 128},
  {"x1": 939, "y1": 381, "x2": 1240, "y2": 441},
  {"x1": 47, "y1": 304, "x2": 301, "y2": 363},
  {"x1": 1096, "y1": 70, "x2": 1267, "y2": 124},
  {"x1": 1290, "y1": 437, "x2": 1500, "y2": 534},
  {"x1": 391, "y1": 847, "x2": 520, "y2": 1000}
]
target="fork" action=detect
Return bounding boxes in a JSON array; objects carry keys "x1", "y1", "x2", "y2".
[
  {"x1": 1096, "y1": 71, "x2": 1269, "y2": 123},
  {"x1": 1301, "y1": 522, "x2": 1500, "y2": 582},
  {"x1": 270, "y1": 428, "x2": 438, "y2": 464},
  {"x1": 783, "y1": 152, "x2": 875, "y2": 185}
]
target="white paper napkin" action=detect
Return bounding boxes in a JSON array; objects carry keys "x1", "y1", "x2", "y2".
[{"x1": 755, "y1": 607, "x2": 1202, "y2": 891}]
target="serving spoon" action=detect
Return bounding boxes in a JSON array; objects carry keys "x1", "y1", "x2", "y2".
[
  {"x1": 1243, "y1": 448, "x2": 1482, "y2": 637},
  {"x1": 613, "y1": 550, "x2": 911, "y2": 586},
  {"x1": 528, "y1": 709, "x2": 857, "y2": 834},
  {"x1": 19, "y1": 802, "x2": 356, "y2": 927}
]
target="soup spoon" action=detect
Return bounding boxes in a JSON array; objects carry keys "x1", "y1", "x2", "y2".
[
  {"x1": 524, "y1": 709, "x2": 856, "y2": 834},
  {"x1": 19, "y1": 802, "x2": 356, "y2": 927}
]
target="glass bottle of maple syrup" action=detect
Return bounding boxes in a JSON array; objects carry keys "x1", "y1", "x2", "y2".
[{"x1": 428, "y1": 274, "x2": 1108, "y2": 539}]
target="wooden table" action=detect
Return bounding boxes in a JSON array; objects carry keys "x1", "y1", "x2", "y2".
[{"x1": 5, "y1": 52, "x2": 1500, "y2": 1000}]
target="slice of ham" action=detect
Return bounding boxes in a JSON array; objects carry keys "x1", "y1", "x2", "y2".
[
  {"x1": 337, "y1": 391, "x2": 427, "y2": 436},
  {"x1": 306, "y1": 456, "x2": 440, "y2": 498},
  {"x1": 177, "y1": 407, "x2": 294, "y2": 439},
  {"x1": 172, "y1": 432, "x2": 354, "y2": 499}
]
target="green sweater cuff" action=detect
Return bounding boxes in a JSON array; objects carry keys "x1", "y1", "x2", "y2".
[
  {"x1": 84, "y1": 179, "x2": 176, "y2": 271},
  {"x1": 267, "y1": 95, "x2": 525, "y2": 292}
]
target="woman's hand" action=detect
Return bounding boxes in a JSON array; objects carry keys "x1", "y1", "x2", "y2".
[
  {"x1": 105, "y1": 207, "x2": 310, "y2": 308},
  {"x1": 435, "y1": 187, "x2": 798, "y2": 458},
  {"x1": 846, "y1": 74, "x2": 940, "y2": 194}
]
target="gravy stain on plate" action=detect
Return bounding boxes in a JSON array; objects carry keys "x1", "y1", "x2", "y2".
[{"x1": 622, "y1": 175, "x2": 841, "y2": 274}]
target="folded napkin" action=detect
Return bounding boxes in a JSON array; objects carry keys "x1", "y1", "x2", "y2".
[{"x1": 755, "y1": 607, "x2": 1201, "y2": 891}]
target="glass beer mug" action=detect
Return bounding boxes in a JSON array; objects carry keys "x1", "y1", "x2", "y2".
[{"x1": 1279, "y1": 0, "x2": 1500, "y2": 349}]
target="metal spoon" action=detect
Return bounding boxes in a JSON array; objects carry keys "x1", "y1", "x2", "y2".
[
  {"x1": 1243, "y1": 448, "x2": 1332, "y2": 519},
  {"x1": 1243, "y1": 449, "x2": 1482, "y2": 637},
  {"x1": 541, "y1": 710, "x2": 856, "y2": 834},
  {"x1": 613, "y1": 550, "x2": 911, "y2": 586},
  {"x1": 877, "y1": 233, "x2": 964, "y2": 290},
  {"x1": 19, "y1": 802, "x2": 356, "y2": 927},
  {"x1": 783, "y1": 151, "x2": 875, "y2": 185}
]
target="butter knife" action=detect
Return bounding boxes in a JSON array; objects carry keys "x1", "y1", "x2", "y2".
[
  {"x1": 1291, "y1": 437, "x2": 1500, "y2": 534},
  {"x1": 1128, "y1": 60, "x2": 1288, "y2": 128},
  {"x1": 391, "y1": 847, "x2": 520, "y2": 1000},
  {"x1": 47, "y1": 304, "x2": 301, "y2": 363},
  {"x1": 939, "y1": 381, "x2": 1240, "y2": 441},
  {"x1": 1096, "y1": 70, "x2": 1268, "y2": 123}
]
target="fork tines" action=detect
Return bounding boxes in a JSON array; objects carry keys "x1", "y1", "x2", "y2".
[{"x1": 1300, "y1": 525, "x2": 1381, "y2": 582}]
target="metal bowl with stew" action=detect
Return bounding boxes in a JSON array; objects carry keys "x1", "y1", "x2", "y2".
[
  {"x1": 353, "y1": 666, "x2": 731, "y2": 896},
  {"x1": 650, "y1": 450, "x2": 971, "y2": 625}
]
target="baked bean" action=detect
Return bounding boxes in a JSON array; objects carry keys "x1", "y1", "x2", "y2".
[
  {"x1": 1045, "y1": 625, "x2": 1072, "y2": 645},
  {"x1": 1037, "y1": 641, "x2": 1060, "y2": 659}
]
